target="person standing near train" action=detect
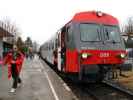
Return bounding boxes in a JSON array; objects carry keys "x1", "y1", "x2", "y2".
[{"x1": 4, "y1": 45, "x2": 24, "y2": 93}]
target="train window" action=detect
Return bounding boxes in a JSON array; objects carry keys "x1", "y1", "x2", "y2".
[
  {"x1": 103, "y1": 25, "x2": 121, "y2": 42},
  {"x1": 61, "y1": 27, "x2": 68, "y2": 42},
  {"x1": 58, "y1": 34, "x2": 60, "y2": 47},
  {"x1": 62, "y1": 27, "x2": 66, "y2": 33},
  {"x1": 49, "y1": 43, "x2": 51, "y2": 50},
  {"x1": 47, "y1": 44, "x2": 48, "y2": 50},
  {"x1": 55, "y1": 39, "x2": 58, "y2": 48},
  {"x1": 52, "y1": 43, "x2": 54, "y2": 49},
  {"x1": 67, "y1": 26, "x2": 71, "y2": 42},
  {"x1": 80, "y1": 23, "x2": 100, "y2": 42},
  {"x1": 48, "y1": 44, "x2": 50, "y2": 50},
  {"x1": 67, "y1": 26, "x2": 74, "y2": 48}
]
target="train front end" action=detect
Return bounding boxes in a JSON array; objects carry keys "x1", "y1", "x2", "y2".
[{"x1": 65, "y1": 11, "x2": 127, "y2": 82}]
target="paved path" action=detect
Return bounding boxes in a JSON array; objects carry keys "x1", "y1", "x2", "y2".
[
  {"x1": 0, "y1": 56, "x2": 76, "y2": 100},
  {"x1": 0, "y1": 57, "x2": 55, "y2": 100}
]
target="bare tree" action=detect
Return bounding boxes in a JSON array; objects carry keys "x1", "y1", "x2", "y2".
[
  {"x1": 121, "y1": 17, "x2": 133, "y2": 48},
  {"x1": 0, "y1": 17, "x2": 23, "y2": 46},
  {"x1": 0, "y1": 17, "x2": 21, "y2": 38},
  {"x1": 123, "y1": 17, "x2": 133, "y2": 37}
]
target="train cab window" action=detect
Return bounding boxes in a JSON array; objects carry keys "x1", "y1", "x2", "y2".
[
  {"x1": 80, "y1": 23, "x2": 101, "y2": 42},
  {"x1": 103, "y1": 25, "x2": 121, "y2": 43},
  {"x1": 67, "y1": 25, "x2": 74, "y2": 48}
]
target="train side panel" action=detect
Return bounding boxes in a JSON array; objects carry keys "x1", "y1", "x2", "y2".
[{"x1": 65, "y1": 49, "x2": 79, "y2": 72}]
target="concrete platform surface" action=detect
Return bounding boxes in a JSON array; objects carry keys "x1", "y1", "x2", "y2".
[{"x1": 0, "y1": 56, "x2": 76, "y2": 100}]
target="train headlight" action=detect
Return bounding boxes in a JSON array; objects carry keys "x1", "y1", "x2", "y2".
[
  {"x1": 120, "y1": 53, "x2": 126, "y2": 58},
  {"x1": 117, "y1": 53, "x2": 126, "y2": 59},
  {"x1": 81, "y1": 53, "x2": 92, "y2": 59},
  {"x1": 97, "y1": 11, "x2": 103, "y2": 17}
]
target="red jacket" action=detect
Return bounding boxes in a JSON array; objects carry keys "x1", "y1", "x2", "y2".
[{"x1": 4, "y1": 51, "x2": 24, "y2": 79}]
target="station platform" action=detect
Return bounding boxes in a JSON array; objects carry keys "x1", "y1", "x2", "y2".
[{"x1": 0, "y1": 56, "x2": 76, "y2": 100}]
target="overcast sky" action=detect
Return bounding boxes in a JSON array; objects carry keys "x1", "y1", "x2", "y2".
[{"x1": 0, "y1": 0, "x2": 133, "y2": 44}]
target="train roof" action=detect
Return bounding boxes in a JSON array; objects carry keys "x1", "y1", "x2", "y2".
[{"x1": 65, "y1": 11, "x2": 119, "y2": 26}]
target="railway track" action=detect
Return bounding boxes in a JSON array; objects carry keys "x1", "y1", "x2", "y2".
[
  {"x1": 103, "y1": 80, "x2": 133, "y2": 99},
  {"x1": 82, "y1": 87, "x2": 100, "y2": 100},
  {"x1": 41, "y1": 59, "x2": 133, "y2": 100},
  {"x1": 79, "y1": 82, "x2": 132, "y2": 100},
  {"x1": 57, "y1": 74, "x2": 133, "y2": 100},
  {"x1": 57, "y1": 74, "x2": 132, "y2": 100}
]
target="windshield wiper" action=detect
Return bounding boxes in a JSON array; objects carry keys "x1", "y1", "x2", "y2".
[
  {"x1": 104, "y1": 29, "x2": 118, "y2": 44},
  {"x1": 96, "y1": 29, "x2": 103, "y2": 43}
]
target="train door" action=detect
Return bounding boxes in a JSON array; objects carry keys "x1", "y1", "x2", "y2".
[
  {"x1": 57, "y1": 32, "x2": 62, "y2": 71},
  {"x1": 57, "y1": 27, "x2": 66, "y2": 71}
]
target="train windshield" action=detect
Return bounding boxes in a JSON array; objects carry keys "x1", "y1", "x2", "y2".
[
  {"x1": 103, "y1": 25, "x2": 121, "y2": 43},
  {"x1": 80, "y1": 23, "x2": 101, "y2": 42},
  {"x1": 80, "y1": 23, "x2": 121, "y2": 43}
]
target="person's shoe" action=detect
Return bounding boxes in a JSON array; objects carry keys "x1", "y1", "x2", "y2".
[{"x1": 9, "y1": 88, "x2": 16, "y2": 93}]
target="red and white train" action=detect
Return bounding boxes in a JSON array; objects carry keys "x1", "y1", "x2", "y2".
[{"x1": 40, "y1": 11, "x2": 127, "y2": 82}]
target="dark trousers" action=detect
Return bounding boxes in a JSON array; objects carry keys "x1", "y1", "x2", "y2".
[{"x1": 11, "y1": 64, "x2": 21, "y2": 89}]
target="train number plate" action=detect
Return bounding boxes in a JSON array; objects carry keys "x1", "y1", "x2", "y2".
[{"x1": 99, "y1": 52, "x2": 109, "y2": 57}]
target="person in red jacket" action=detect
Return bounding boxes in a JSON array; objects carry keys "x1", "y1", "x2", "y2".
[{"x1": 4, "y1": 45, "x2": 24, "y2": 93}]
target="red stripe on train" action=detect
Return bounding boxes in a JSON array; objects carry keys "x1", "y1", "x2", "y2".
[{"x1": 65, "y1": 49, "x2": 126, "y2": 73}]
